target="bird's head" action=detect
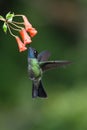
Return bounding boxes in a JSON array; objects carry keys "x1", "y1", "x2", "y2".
[{"x1": 28, "y1": 47, "x2": 38, "y2": 58}]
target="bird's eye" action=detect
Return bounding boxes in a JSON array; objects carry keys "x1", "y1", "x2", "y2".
[
  {"x1": 34, "y1": 50, "x2": 38, "y2": 58},
  {"x1": 34, "y1": 50, "x2": 36, "y2": 54}
]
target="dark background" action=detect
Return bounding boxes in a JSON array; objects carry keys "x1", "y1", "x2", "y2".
[{"x1": 0, "y1": 0, "x2": 87, "y2": 130}]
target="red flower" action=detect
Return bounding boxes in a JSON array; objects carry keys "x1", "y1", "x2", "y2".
[
  {"x1": 20, "y1": 28, "x2": 32, "y2": 45},
  {"x1": 15, "y1": 36, "x2": 27, "y2": 52},
  {"x1": 22, "y1": 15, "x2": 37, "y2": 37},
  {"x1": 22, "y1": 15, "x2": 32, "y2": 30},
  {"x1": 27, "y1": 27, "x2": 37, "y2": 37}
]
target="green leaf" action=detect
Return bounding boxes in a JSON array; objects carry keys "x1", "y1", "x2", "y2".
[
  {"x1": 0, "y1": 15, "x2": 5, "y2": 21},
  {"x1": 0, "y1": 15, "x2": 4, "y2": 19},
  {"x1": 3, "y1": 23, "x2": 7, "y2": 33},
  {"x1": 6, "y1": 12, "x2": 14, "y2": 22}
]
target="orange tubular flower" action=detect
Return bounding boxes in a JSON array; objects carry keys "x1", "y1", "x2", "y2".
[
  {"x1": 22, "y1": 15, "x2": 37, "y2": 37},
  {"x1": 20, "y1": 28, "x2": 32, "y2": 45},
  {"x1": 15, "y1": 36, "x2": 27, "y2": 52},
  {"x1": 22, "y1": 15, "x2": 32, "y2": 30},
  {"x1": 27, "y1": 27, "x2": 37, "y2": 37}
]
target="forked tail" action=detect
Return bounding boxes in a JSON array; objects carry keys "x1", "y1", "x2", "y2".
[{"x1": 32, "y1": 80, "x2": 47, "y2": 98}]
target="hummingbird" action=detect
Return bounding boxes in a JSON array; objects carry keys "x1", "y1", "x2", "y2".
[{"x1": 28, "y1": 47, "x2": 71, "y2": 98}]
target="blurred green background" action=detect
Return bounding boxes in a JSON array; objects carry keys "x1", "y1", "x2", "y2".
[{"x1": 0, "y1": 0, "x2": 87, "y2": 130}]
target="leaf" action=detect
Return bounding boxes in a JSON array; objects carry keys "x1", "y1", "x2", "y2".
[
  {"x1": 0, "y1": 15, "x2": 5, "y2": 21},
  {"x1": 6, "y1": 12, "x2": 14, "y2": 22},
  {"x1": 3, "y1": 23, "x2": 7, "y2": 33},
  {"x1": 0, "y1": 15, "x2": 4, "y2": 19}
]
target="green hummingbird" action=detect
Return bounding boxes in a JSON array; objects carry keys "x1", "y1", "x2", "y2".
[{"x1": 28, "y1": 47, "x2": 71, "y2": 98}]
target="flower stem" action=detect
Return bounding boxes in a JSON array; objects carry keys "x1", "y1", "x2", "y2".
[
  {"x1": 9, "y1": 24, "x2": 20, "y2": 32},
  {"x1": 7, "y1": 24, "x2": 17, "y2": 38},
  {"x1": 0, "y1": 18, "x2": 5, "y2": 22},
  {"x1": 12, "y1": 21, "x2": 24, "y2": 25},
  {"x1": 9, "y1": 22, "x2": 23, "y2": 30},
  {"x1": 14, "y1": 14, "x2": 24, "y2": 17}
]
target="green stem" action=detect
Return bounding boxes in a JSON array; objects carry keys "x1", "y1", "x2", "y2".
[
  {"x1": 9, "y1": 22, "x2": 23, "y2": 30},
  {"x1": 9, "y1": 24, "x2": 20, "y2": 32},
  {"x1": 12, "y1": 21, "x2": 24, "y2": 25},
  {"x1": 0, "y1": 18, "x2": 6, "y2": 22},
  {"x1": 14, "y1": 14, "x2": 24, "y2": 17},
  {"x1": 7, "y1": 24, "x2": 17, "y2": 38}
]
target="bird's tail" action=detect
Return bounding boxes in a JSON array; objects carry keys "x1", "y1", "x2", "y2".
[{"x1": 32, "y1": 80, "x2": 47, "y2": 98}]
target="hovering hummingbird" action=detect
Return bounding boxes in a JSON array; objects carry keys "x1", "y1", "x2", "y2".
[{"x1": 28, "y1": 47, "x2": 71, "y2": 98}]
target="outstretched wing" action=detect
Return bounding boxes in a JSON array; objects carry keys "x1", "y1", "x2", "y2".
[
  {"x1": 40, "y1": 61, "x2": 71, "y2": 72},
  {"x1": 38, "y1": 50, "x2": 51, "y2": 62}
]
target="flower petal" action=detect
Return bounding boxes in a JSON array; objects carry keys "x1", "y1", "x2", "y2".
[
  {"x1": 27, "y1": 27, "x2": 37, "y2": 37},
  {"x1": 22, "y1": 15, "x2": 37, "y2": 37},
  {"x1": 20, "y1": 28, "x2": 32, "y2": 45},
  {"x1": 22, "y1": 15, "x2": 32, "y2": 31},
  {"x1": 15, "y1": 36, "x2": 27, "y2": 52}
]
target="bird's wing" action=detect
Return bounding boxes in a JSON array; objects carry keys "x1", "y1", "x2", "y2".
[
  {"x1": 37, "y1": 50, "x2": 51, "y2": 62},
  {"x1": 39, "y1": 60, "x2": 71, "y2": 72}
]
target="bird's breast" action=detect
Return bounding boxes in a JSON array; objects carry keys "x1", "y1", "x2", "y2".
[{"x1": 28, "y1": 58, "x2": 42, "y2": 80}]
